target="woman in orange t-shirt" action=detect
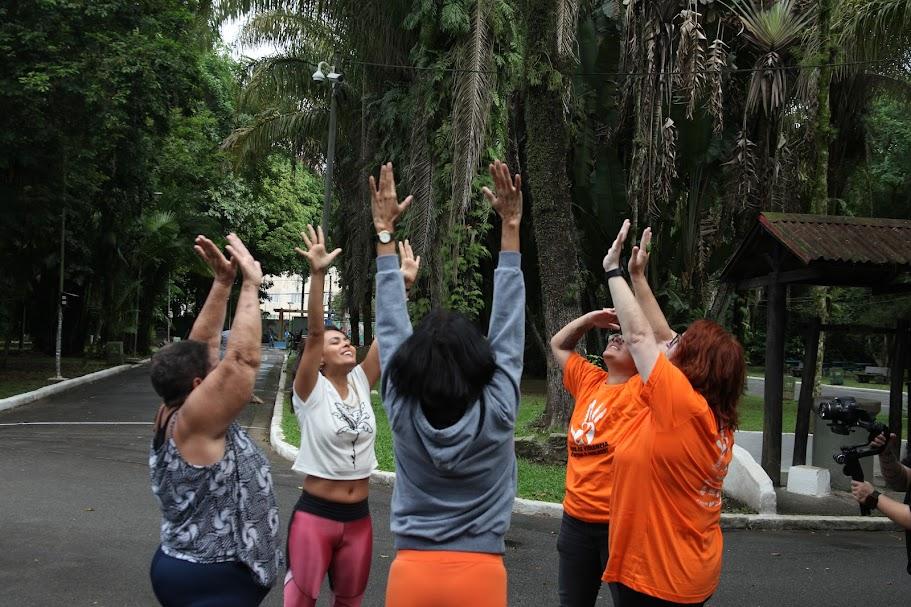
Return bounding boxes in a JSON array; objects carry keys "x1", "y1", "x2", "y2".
[
  {"x1": 550, "y1": 309, "x2": 641, "y2": 607},
  {"x1": 599, "y1": 220, "x2": 746, "y2": 606}
]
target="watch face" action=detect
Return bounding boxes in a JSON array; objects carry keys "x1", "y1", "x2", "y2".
[{"x1": 378, "y1": 230, "x2": 392, "y2": 244}]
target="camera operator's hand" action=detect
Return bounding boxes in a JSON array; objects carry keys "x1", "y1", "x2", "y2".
[
  {"x1": 870, "y1": 432, "x2": 897, "y2": 450},
  {"x1": 850, "y1": 480, "x2": 875, "y2": 505}
]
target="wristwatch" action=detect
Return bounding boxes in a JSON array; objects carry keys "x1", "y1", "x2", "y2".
[
  {"x1": 866, "y1": 490, "x2": 881, "y2": 509},
  {"x1": 376, "y1": 230, "x2": 392, "y2": 244}
]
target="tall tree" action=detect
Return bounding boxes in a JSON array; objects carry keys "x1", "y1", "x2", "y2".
[{"x1": 521, "y1": 0, "x2": 585, "y2": 429}]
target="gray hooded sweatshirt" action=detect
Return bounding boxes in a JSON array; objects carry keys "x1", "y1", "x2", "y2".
[{"x1": 375, "y1": 251, "x2": 525, "y2": 554}]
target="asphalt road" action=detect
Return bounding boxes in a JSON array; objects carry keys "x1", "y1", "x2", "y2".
[{"x1": 2, "y1": 354, "x2": 911, "y2": 606}]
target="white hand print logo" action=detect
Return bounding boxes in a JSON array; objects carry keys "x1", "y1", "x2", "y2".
[{"x1": 571, "y1": 400, "x2": 606, "y2": 445}]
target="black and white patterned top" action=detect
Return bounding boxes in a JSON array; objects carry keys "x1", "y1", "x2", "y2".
[{"x1": 149, "y1": 421, "x2": 283, "y2": 587}]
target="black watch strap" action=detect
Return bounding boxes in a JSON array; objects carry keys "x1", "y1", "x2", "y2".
[
  {"x1": 604, "y1": 267, "x2": 624, "y2": 280},
  {"x1": 866, "y1": 490, "x2": 881, "y2": 509}
]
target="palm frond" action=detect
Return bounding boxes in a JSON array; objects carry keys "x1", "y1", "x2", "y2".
[
  {"x1": 239, "y1": 10, "x2": 338, "y2": 50},
  {"x1": 725, "y1": 0, "x2": 814, "y2": 51},
  {"x1": 405, "y1": 111, "x2": 435, "y2": 259},
  {"x1": 705, "y1": 37, "x2": 729, "y2": 135},
  {"x1": 556, "y1": 0, "x2": 581, "y2": 61},
  {"x1": 450, "y1": 0, "x2": 494, "y2": 220},
  {"x1": 834, "y1": 0, "x2": 911, "y2": 71},
  {"x1": 222, "y1": 109, "x2": 327, "y2": 160},
  {"x1": 240, "y1": 55, "x2": 325, "y2": 110},
  {"x1": 674, "y1": 9, "x2": 707, "y2": 120}
]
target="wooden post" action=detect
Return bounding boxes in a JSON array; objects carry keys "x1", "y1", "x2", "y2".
[
  {"x1": 762, "y1": 280, "x2": 786, "y2": 485},
  {"x1": 892, "y1": 320, "x2": 909, "y2": 459},
  {"x1": 793, "y1": 317, "x2": 821, "y2": 466}
]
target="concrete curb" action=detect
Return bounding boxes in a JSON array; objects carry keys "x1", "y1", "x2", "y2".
[
  {"x1": 268, "y1": 372, "x2": 899, "y2": 530},
  {"x1": 719, "y1": 513, "x2": 900, "y2": 531},
  {"x1": 0, "y1": 360, "x2": 147, "y2": 414},
  {"x1": 724, "y1": 444, "x2": 777, "y2": 514}
]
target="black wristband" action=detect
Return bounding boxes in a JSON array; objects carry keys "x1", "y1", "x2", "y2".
[
  {"x1": 604, "y1": 267, "x2": 624, "y2": 280},
  {"x1": 865, "y1": 490, "x2": 881, "y2": 509}
]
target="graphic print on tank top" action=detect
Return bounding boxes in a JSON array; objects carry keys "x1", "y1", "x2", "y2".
[{"x1": 332, "y1": 381, "x2": 375, "y2": 470}]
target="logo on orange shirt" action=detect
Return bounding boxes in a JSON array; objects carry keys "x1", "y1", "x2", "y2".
[{"x1": 571, "y1": 400, "x2": 607, "y2": 445}]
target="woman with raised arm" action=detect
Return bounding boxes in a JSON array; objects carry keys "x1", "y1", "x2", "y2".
[
  {"x1": 371, "y1": 161, "x2": 524, "y2": 607},
  {"x1": 599, "y1": 220, "x2": 745, "y2": 607},
  {"x1": 148, "y1": 234, "x2": 282, "y2": 607},
  {"x1": 549, "y1": 307, "x2": 640, "y2": 607},
  {"x1": 284, "y1": 225, "x2": 419, "y2": 607}
]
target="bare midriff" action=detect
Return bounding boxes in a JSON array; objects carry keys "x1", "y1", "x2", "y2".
[{"x1": 303, "y1": 475, "x2": 370, "y2": 503}]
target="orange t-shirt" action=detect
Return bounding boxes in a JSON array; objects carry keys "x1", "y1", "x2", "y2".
[
  {"x1": 601, "y1": 353, "x2": 733, "y2": 603},
  {"x1": 562, "y1": 353, "x2": 643, "y2": 523}
]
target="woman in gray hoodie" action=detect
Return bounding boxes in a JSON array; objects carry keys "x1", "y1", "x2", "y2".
[{"x1": 369, "y1": 160, "x2": 524, "y2": 607}]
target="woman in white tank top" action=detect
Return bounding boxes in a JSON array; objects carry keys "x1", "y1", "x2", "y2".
[{"x1": 283, "y1": 224, "x2": 419, "y2": 607}]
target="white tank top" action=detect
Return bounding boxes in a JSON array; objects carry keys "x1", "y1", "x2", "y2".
[{"x1": 291, "y1": 365, "x2": 378, "y2": 480}]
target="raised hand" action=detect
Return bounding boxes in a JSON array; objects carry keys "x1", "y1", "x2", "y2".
[
  {"x1": 603, "y1": 219, "x2": 631, "y2": 272},
  {"x1": 225, "y1": 233, "x2": 262, "y2": 286},
  {"x1": 194, "y1": 235, "x2": 236, "y2": 286},
  {"x1": 369, "y1": 162, "x2": 413, "y2": 233},
  {"x1": 628, "y1": 227, "x2": 652, "y2": 278},
  {"x1": 398, "y1": 239, "x2": 421, "y2": 289},
  {"x1": 294, "y1": 224, "x2": 342, "y2": 274},
  {"x1": 482, "y1": 159, "x2": 522, "y2": 227},
  {"x1": 587, "y1": 308, "x2": 620, "y2": 331}
]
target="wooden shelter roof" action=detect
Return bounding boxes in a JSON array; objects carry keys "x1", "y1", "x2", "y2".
[{"x1": 721, "y1": 213, "x2": 911, "y2": 290}]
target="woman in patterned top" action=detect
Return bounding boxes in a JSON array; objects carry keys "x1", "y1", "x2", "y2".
[
  {"x1": 284, "y1": 224, "x2": 419, "y2": 607},
  {"x1": 148, "y1": 233, "x2": 282, "y2": 606}
]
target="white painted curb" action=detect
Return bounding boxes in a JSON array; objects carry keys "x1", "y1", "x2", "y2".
[{"x1": 0, "y1": 360, "x2": 146, "y2": 414}]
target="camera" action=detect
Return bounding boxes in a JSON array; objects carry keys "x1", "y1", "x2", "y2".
[{"x1": 816, "y1": 396, "x2": 889, "y2": 437}]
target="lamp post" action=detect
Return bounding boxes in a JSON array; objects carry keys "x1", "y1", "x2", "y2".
[{"x1": 312, "y1": 61, "x2": 342, "y2": 231}]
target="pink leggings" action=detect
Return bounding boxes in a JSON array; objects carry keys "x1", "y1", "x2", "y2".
[{"x1": 284, "y1": 510, "x2": 373, "y2": 607}]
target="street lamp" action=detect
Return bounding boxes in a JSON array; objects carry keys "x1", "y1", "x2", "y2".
[{"x1": 312, "y1": 61, "x2": 342, "y2": 231}]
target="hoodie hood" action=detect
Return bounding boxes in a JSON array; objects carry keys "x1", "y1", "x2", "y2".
[{"x1": 412, "y1": 399, "x2": 482, "y2": 473}]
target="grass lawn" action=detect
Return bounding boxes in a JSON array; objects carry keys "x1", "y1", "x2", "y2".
[{"x1": 0, "y1": 350, "x2": 117, "y2": 399}]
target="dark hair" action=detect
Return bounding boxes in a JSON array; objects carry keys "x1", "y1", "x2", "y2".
[
  {"x1": 671, "y1": 319, "x2": 745, "y2": 430},
  {"x1": 324, "y1": 324, "x2": 347, "y2": 338},
  {"x1": 150, "y1": 340, "x2": 211, "y2": 408},
  {"x1": 386, "y1": 309, "x2": 496, "y2": 429}
]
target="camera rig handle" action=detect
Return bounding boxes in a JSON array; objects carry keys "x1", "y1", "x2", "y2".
[{"x1": 834, "y1": 441, "x2": 884, "y2": 516}]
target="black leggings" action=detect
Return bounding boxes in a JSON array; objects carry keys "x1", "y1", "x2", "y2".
[
  {"x1": 612, "y1": 583, "x2": 708, "y2": 607},
  {"x1": 557, "y1": 512, "x2": 615, "y2": 606},
  {"x1": 150, "y1": 546, "x2": 270, "y2": 606}
]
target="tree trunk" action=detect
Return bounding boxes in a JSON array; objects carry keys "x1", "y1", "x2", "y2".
[
  {"x1": 523, "y1": 1, "x2": 584, "y2": 431},
  {"x1": 811, "y1": 0, "x2": 835, "y2": 396}
]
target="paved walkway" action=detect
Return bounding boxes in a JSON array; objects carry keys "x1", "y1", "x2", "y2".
[{"x1": 2, "y1": 356, "x2": 911, "y2": 605}]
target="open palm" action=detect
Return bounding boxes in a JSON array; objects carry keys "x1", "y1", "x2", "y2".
[
  {"x1": 294, "y1": 225, "x2": 341, "y2": 274},
  {"x1": 398, "y1": 239, "x2": 421, "y2": 289}
]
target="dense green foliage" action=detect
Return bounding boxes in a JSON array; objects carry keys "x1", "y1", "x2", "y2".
[
  {"x1": 0, "y1": 0, "x2": 322, "y2": 356},
  {"x1": 3, "y1": 1, "x2": 910, "y2": 425}
]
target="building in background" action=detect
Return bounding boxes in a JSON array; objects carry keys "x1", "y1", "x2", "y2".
[{"x1": 260, "y1": 268, "x2": 345, "y2": 342}]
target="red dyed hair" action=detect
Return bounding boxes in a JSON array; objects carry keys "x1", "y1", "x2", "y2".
[{"x1": 670, "y1": 319, "x2": 745, "y2": 430}]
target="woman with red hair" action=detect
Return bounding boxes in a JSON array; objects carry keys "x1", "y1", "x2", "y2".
[{"x1": 599, "y1": 220, "x2": 745, "y2": 606}]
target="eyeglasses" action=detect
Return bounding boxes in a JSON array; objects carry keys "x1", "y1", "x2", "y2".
[
  {"x1": 666, "y1": 333, "x2": 682, "y2": 351},
  {"x1": 608, "y1": 333, "x2": 624, "y2": 345}
]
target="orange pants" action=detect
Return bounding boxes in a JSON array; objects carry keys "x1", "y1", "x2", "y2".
[{"x1": 385, "y1": 549, "x2": 507, "y2": 607}]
